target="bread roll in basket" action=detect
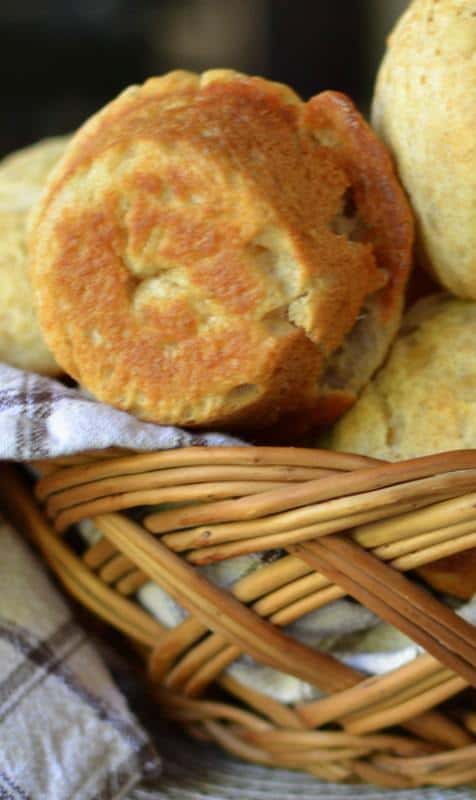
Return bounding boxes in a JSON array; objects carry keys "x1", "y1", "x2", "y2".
[
  {"x1": 5, "y1": 48, "x2": 476, "y2": 790},
  {"x1": 5, "y1": 300, "x2": 476, "y2": 788},
  {"x1": 29, "y1": 69, "x2": 412, "y2": 432}
]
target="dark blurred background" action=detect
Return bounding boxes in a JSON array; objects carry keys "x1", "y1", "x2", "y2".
[{"x1": 0, "y1": 0, "x2": 409, "y2": 159}]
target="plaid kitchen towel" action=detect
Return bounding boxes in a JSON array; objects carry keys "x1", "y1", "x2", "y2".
[
  {"x1": 0, "y1": 363, "x2": 242, "y2": 460},
  {"x1": 0, "y1": 513, "x2": 161, "y2": 800}
]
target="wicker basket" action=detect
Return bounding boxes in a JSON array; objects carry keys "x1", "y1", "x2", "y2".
[{"x1": 4, "y1": 445, "x2": 476, "y2": 789}]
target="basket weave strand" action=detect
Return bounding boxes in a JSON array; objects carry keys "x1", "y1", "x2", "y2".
[{"x1": 3, "y1": 446, "x2": 476, "y2": 787}]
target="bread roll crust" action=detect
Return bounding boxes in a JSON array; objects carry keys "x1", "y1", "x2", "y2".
[
  {"x1": 327, "y1": 294, "x2": 476, "y2": 598},
  {"x1": 0, "y1": 137, "x2": 68, "y2": 375},
  {"x1": 328, "y1": 294, "x2": 476, "y2": 460},
  {"x1": 372, "y1": 0, "x2": 476, "y2": 299},
  {"x1": 30, "y1": 71, "x2": 412, "y2": 427}
]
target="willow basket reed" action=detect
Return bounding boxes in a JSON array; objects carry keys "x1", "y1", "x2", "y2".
[{"x1": 4, "y1": 446, "x2": 476, "y2": 788}]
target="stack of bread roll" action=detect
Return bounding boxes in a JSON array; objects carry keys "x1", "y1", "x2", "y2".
[{"x1": 0, "y1": 0, "x2": 474, "y2": 689}]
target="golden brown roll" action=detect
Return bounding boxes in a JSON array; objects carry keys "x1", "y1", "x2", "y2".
[
  {"x1": 372, "y1": 0, "x2": 476, "y2": 299},
  {"x1": 0, "y1": 137, "x2": 68, "y2": 374},
  {"x1": 327, "y1": 294, "x2": 476, "y2": 599},
  {"x1": 30, "y1": 70, "x2": 413, "y2": 428}
]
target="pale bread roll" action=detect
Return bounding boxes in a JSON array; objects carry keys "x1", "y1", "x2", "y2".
[
  {"x1": 0, "y1": 137, "x2": 69, "y2": 374},
  {"x1": 328, "y1": 294, "x2": 476, "y2": 598},
  {"x1": 372, "y1": 0, "x2": 476, "y2": 299}
]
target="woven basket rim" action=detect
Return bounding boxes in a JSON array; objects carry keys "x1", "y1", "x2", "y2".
[{"x1": 3, "y1": 445, "x2": 476, "y2": 788}]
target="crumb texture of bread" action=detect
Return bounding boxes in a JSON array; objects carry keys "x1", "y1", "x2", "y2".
[
  {"x1": 372, "y1": 0, "x2": 476, "y2": 299},
  {"x1": 30, "y1": 71, "x2": 412, "y2": 427},
  {"x1": 0, "y1": 137, "x2": 69, "y2": 374}
]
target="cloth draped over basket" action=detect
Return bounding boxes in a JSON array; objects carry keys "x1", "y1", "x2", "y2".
[
  {"x1": 0, "y1": 512, "x2": 161, "y2": 800},
  {"x1": 3, "y1": 362, "x2": 476, "y2": 793}
]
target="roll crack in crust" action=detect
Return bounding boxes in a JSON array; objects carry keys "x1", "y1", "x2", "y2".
[{"x1": 30, "y1": 70, "x2": 413, "y2": 428}]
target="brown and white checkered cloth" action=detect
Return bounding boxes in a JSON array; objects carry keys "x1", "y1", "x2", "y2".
[
  {"x1": 0, "y1": 515, "x2": 161, "y2": 800},
  {"x1": 0, "y1": 363, "x2": 241, "y2": 800},
  {"x1": 0, "y1": 363, "x2": 242, "y2": 461}
]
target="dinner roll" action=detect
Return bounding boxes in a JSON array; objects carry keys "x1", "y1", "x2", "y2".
[
  {"x1": 30, "y1": 70, "x2": 412, "y2": 428},
  {"x1": 0, "y1": 137, "x2": 68, "y2": 374},
  {"x1": 328, "y1": 294, "x2": 476, "y2": 460},
  {"x1": 372, "y1": 0, "x2": 476, "y2": 299},
  {"x1": 327, "y1": 294, "x2": 476, "y2": 599},
  {"x1": 0, "y1": 136, "x2": 67, "y2": 186}
]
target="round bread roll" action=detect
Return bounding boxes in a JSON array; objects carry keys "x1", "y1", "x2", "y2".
[
  {"x1": 372, "y1": 0, "x2": 476, "y2": 299},
  {"x1": 328, "y1": 294, "x2": 476, "y2": 460},
  {"x1": 0, "y1": 137, "x2": 68, "y2": 374},
  {"x1": 327, "y1": 294, "x2": 476, "y2": 598},
  {"x1": 30, "y1": 70, "x2": 413, "y2": 428},
  {"x1": 0, "y1": 136, "x2": 67, "y2": 186}
]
